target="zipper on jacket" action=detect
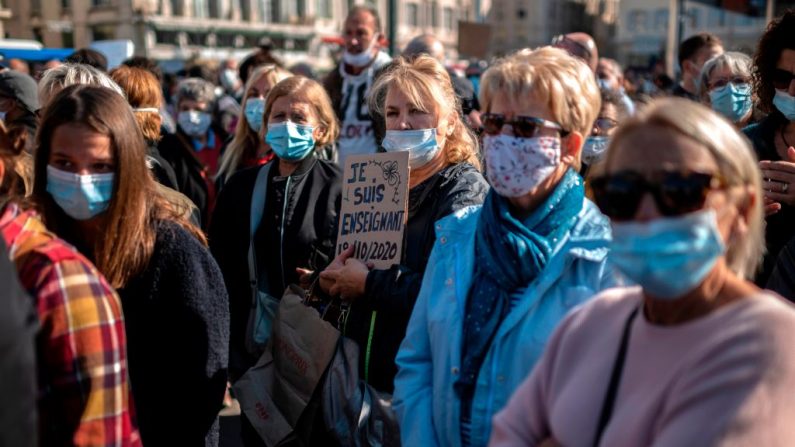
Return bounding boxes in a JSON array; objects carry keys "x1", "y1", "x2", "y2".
[{"x1": 279, "y1": 176, "x2": 292, "y2": 290}]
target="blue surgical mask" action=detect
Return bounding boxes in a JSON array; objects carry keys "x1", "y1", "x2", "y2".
[
  {"x1": 178, "y1": 110, "x2": 212, "y2": 137},
  {"x1": 709, "y1": 83, "x2": 752, "y2": 123},
  {"x1": 244, "y1": 98, "x2": 265, "y2": 133},
  {"x1": 582, "y1": 136, "x2": 609, "y2": 165},
  {"x1": 265, "y1": 121, "x2": 315, "y2": 161},
  {"x1": 773, "y1": 90, "x2": 795, "y2": 121},
  {"x1": 46, "y1": 165, "x2": 114, "y2": 221},
  {"x1": 609, "y1": 209, "x2": 726, "y2": 300},
  {"x1": 596, "y1": 78, "x2": 610, "y2": 90},
  {"x1": 381, "y1": 128, "x2": 441, "y2": 169}
]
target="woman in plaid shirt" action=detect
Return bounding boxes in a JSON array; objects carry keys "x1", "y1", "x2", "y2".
[{"x1": 0, "y1": 121, "x2": 140, "y2": 444}]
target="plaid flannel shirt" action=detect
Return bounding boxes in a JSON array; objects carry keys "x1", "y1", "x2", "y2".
[{"x1": 0, "y1": 204, "x2": 141, "y2": 447}]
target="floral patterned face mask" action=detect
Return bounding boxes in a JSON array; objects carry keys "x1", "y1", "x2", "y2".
[{"x1": 483, "y1": 134, "x2": 561, "y2": 198}]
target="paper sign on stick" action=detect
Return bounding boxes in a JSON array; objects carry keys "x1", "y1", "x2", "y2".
[{"x1": 336, "y1": 152, "x2": 410, "y2": 270}]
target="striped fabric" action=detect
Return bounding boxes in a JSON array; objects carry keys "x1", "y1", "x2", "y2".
[{"x1": 0, "y1": 204, "x2": 141, "y2": 447}]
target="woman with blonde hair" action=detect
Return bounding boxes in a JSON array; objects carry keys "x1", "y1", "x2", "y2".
[
  {"x1": 491, "y1": 97, "x2": 795, "y2": 446},
  {"x1": 210, "y1": 75, "x2": 343, "y2": 384},
  {"x1": 319, "y1": 55, "x2": 488, "y2": 393},
  {"x1": 393, "y1": 47, "x2": 617, "y2": 447},
  {"x1": 32, "y1": 84, "x2": 229, "y2": 446},
  {"x1": 215, "y1": 64, "x2": 291, "y2": 187}
]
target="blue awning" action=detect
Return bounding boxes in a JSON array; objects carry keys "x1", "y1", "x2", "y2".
[{"x1": 0, "y1": 48, "x2": 75, "y2": 61}]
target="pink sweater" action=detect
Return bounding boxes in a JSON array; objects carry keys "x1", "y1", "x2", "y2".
[{"x1": 490, "y1": 286, "x2": 795, "y2": 447}]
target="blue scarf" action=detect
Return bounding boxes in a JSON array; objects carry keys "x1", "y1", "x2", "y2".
[{"x1": 455, "y1": 169, "x2": 584, "y2": 413}]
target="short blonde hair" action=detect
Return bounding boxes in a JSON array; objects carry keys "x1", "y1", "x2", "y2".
[
  {"x1": 480, "y1": 46, "x2": 601, "y2": 139},
  {"x1": 604, "y1": 98, "x2": 764, "y2": 279},
  {"x1": 38, "y1": 63, "x2": 126, "y2": 107},
  {"x1": 369, "y1": 55, "x2": 480, "y2": 169},
  {"x1": 216, "y1": 64, "x2": 291, "y2": 183},
  {"x1": 263, "y1": 76, "x2": 339, "y2": 149},
  {"x1": 697, "y1": 51, "x2": 752, "y2": 102}
]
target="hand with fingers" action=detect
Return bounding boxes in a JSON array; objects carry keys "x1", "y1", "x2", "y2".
[
  {"x1": 319, "y1": 246, "x2": 374, "y2": 302},
  {"x1": 760, "y1": 146, "x2": 795, "y2": 212}
]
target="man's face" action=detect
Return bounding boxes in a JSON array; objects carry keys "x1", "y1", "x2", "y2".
[
  {"x1": 597, "y1": 60, "x2": 622, "y2": 91},
  {"x1": 687, "y1": 44, "x2": 724, "y2": 78},
  {"x1": 343, "y1": 11, "x2": 379, "y2": 55}
]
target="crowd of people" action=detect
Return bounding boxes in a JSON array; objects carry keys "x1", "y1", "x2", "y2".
[{"x1": 2, "y1": 4, "x2": 795, "y2": 447}]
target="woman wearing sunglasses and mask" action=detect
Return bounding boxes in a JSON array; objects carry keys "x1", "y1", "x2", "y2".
[
  {"x1": 318, "y1": 55, "x2": 487, "y2": 394},
  {"x1": 393, "y1": 47, "x2": 617, "y2": 447},
  {"x1": 743, "y1": 11, "x2": 795, "y2": 286},
  {"x1": 491, "y1": 98, "x2": 795, "y2": 447},
  {"x1": 698, "y1": 52, "x2": 755, "y2": 129},
  {"x1": 32, "y1": 85, "x2": 230, "y2": 447}
]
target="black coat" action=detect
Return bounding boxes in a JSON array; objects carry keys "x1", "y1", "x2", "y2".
[
  {"x1": 743, "y1": 112, "x2": 795, "y2": 285},
  {"x1": 146, "y1": 141, "x2": 179, "y2": 189},
  {"x1": 118, "y1": 221, "x2": 229, "y2": 447},
  {"x1": 343, "y1": 162, "x2": 488, "y2": 393},
  {"x1": 209, "y1": 156, "x2": 343, "y2": 382}
]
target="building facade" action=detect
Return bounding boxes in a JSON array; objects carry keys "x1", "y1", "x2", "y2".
[{"x1": 4, "y1": 0, "x2": 474, "y2": 67}]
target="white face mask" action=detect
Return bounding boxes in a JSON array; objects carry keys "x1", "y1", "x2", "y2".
[
  {"x1": 343, "y1": 38, "x2": 377, "y2": 67},
  {"x1": 381, "y1": 128, "x2": 441, "y2": 169},
  {"x1": 484, "y1": 134, "x2": 561, "y2": 197},
  {"x1": 581, "y1": 136, "x2": 609, "y2": 165}
]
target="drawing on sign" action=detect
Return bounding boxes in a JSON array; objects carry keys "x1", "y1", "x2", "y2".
[{"x1": 336, "y1": 152, "x2": 410, "y2": 270}]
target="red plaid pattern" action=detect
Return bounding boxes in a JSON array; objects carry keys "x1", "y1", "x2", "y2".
[{"x1": 1, "y1": 204, "x2": 141, "y2": 447}]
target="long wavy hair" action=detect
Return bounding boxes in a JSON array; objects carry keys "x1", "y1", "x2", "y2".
[
  {"x1": 752, "y1": 10, "x2": 795, "y2": 113},
  {"x1": 32, "y1": 85, "x2": 205, "y2": 288},
  {"x1": 368, "y1": 55, "x2": 481, "y2": 170}
]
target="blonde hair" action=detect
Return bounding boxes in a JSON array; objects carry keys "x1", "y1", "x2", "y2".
[
  {"x1": 480, "y1": 46, "x2": 601, "y2": 165},
  {"x1": 216, "y1": 64, "x2": 291, "y2": 183},
  {"x1": 38, "y1": 63, "x2": 126, "y2": 107},
  {"x1": 604, "y1": 98, "x2": 765, "y2": 279},
  {"x1": 263, "y1": 76, "x2": 339, "y2": 149},
  {"x1": 369, "y1": 55, "x2": 480, "y2": 169}
]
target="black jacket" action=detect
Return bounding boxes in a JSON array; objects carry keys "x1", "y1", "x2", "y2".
[
  {"x1": 743, "y1": 112, "x2": 795, "y2": 285},
  {"x1": 118, "y1": 221, "x2": 229, "y2": 447},
  {"x1": 146, "y1": 141, "x2": 179, "y2": 189},
  {"x1": 209, "y1": 156, "x2": 343, "y2": 382},
  {"x1": 343, "y1": 162, "x2": 488, "y2": 393}
]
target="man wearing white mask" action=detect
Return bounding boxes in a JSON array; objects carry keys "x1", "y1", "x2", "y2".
[{"x1": 323, "y1": 5, "x2": 392, "y2": 163}]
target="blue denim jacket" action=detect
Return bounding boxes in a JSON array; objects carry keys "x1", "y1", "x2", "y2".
[{"x1": 394, "y1": 199, "x2": 617, "y2": 447}]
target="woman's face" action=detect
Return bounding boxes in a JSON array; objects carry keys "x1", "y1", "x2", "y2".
[
  {"x1": 384, "y1": 85, "x2": 453, "y2": 149},
  {"x1": 775, "y1": 48, "x2": 795, "y2": 96},
  {"x1": 48, "y1": 123, "x2": 115, "y2": 175},
  {"x1": 177, "y1": 99, "x2": 209, "y2": 113},
  {"x1": 246, "y1": 75, "x2": 275, "y2": 103},
  {"x1": 607, "y1": 125, "x2": 741, "y2": 243},
  {"x1": 267, "y1": 94, "x2": 325, "y2": 142}
]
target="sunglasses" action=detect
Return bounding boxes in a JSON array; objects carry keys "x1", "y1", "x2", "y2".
[
  {"x1": 708, "y1": 76, "x2": 750, "y2": 91},
  {"x1": 593, "y1": 117, "x2": 618, "y2": 133},
  {"x1": 481, "y1": 113, "x2": 569, "y2": 138},
  {"x1": 551, "y1": 35, "x2": 594, "y2": 63},
  {"x1": 772, "y1": 69, "x2": 795, "y2": 90},
  {"x1": 590, "y1": 170, "x2": 727, "y2": 221}
]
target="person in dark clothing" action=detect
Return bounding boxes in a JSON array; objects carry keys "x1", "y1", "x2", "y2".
[
  {"x1": 209, "y1": 75, "x2": 343, "y2": 384},
  {"x1": 0, "y1": 238, "x2": 37, "y2": 447},
  {"x1": 672, "y1": 33, "x2": 724, "y2": 101},
  {"x1": 742, "y1": 10, "x2": 795, "y2": 286},
  {"x1": 319, "y1": 55, "x2": 488, "y2": 393},
  {"x1": 0, "y1": 70, "x2": 39, "y2": 153},
  {"x1": 32, "y1": 85, "x2": 229, "y2": 447},
  {"x1": 159, "y1": 77, "x2": 225, "y2": 228}
]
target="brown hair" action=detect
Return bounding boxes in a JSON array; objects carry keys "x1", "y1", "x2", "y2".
[
  {"x1": 32, "y1": 85, "x2": 205, "y2": 288},
  {"x1": 263, "y1": 76, "x2": 339, "y2": 149},
  {"x1": 369, "y1": 55, "x2": 481, "y2": 169},
  {"x1": 0, "y1": 120, "x2": 31, "y2": 204},
  {"x1": 110, "y1": 65, "x2": 163, "y2": 142},
  {"x1": 752, "y1": 10, "x2": 795, "y2": 113}
]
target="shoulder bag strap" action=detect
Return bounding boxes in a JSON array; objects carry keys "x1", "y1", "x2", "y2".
[
  {"x1": 593, "y1": 306, "x2": 639, "y2": 447},
  {"x1": 248, "y1": 162, "x2": 272, "y2": 304}
]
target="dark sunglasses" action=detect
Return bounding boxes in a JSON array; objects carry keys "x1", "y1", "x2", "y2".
[
  {"x1": 708, "y1": 76, "x2": 750, "y2": 91},
  {"x1": 590, "y1": 170, "x2": 727, "y2": 221},
  {"x1": 481, "y1": 113, "x2": 569, "y2": 138},
  {"x1": 551, "y1": 35, "x2": 594, "y2": 62},
  {"x1": 593, "y1": 117, "x2": 618, "y2": 132},
  {"x1": 772, "y1": 69, "x2": 795, "y2": 90}
]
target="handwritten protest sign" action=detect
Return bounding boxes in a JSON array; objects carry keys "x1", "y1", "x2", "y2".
[{"x1": 336, "y1": 152, "x2": 410, "y2": 269}]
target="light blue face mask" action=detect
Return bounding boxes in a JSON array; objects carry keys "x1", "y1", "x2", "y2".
[
  {"x1": 709, "y1": 83, "x2": 752, "y2": 123},
  {"x1": 773, "y1": 89, "x2": 795, "y2": 121},
  {"x1": 244, "y1": 98, "x2": 265, "y2": 133},
  {"x1": 582, "y1": 136, "x2": 609, "y2": 165},
  {"x1": 609, "y1": 209, "x2": 726, "y2": 300},
  {"x1": 46, "y1": 165, "x2": 114, "y2": 221},
  {"x1": 265, "y1": 121, "x2": 316, "y2": 161},
  {"x1": 381, "y1": 128, "x2": 441, "y2": 169}
]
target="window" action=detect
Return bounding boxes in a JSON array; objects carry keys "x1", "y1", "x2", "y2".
[
  {"x1": 406, "y1": 3, "x2": 418, "y2": 26},
  {"x1": 193, "y1": 0, "x2": 207, "y2": 18},
  {"x1": 654, "y1": 8, "x2": 668, "y2": 30},
  {"x1": 170, "y1": 0, "x2": 182, "y2": 16},
  {"x1": 31, "y1": 0, "x2": 41, "y2": 13},
  {"x1": 156, "y1": 30, "x2": 179, "y2": 44},
  {"x1": 627, "y1": 10, "x2": 647, "y2": 32},
  {"x1": 91, "y1": 24, "x2": 115, "y2": 41},
  {"x1": 686, "y1": 8, "x2": 700, "y2": 28},
  {"x1": 317, "y1": 0, "x2": 331, "y2": 18},
  {"x1": 61, "y1": 31, "x2": 73, "y2": 47},
  {"x1": 707, "y1": 7, "x2": 724, "y2": 27},
  {"x1": 61, "y1": 0, "x2": 70, "y2": 9},
  {"x1": 443, "y1": 7, "x2": 454, "y2": 30},
  {"x1": 430, "y1": 1, "x2": 438, "y2": 28},
  {"x1": 92, "y1": 0, "x2": 111, "y2": 7}
]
